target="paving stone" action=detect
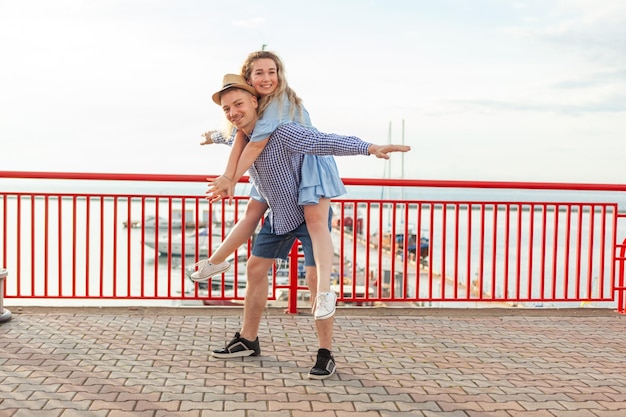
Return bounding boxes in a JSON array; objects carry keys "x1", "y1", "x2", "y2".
[{"x1": 1, "y1": 307, "x2": 625, "y2": 417}]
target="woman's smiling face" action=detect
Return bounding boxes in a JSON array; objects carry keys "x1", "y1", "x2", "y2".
[{"x1": 249, "y1": 58, "x2": 279, "y2": 97}]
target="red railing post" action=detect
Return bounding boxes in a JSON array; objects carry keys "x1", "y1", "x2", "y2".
[
  {"x1": 285, "y1": 243, "x2": 301, "y2": 314},
  {"x1": 616, "y1": 238, "x2": 626, "y2": 314},
  {"x1": 2, "y1": 170, "x2": 626, "y2": 311}
]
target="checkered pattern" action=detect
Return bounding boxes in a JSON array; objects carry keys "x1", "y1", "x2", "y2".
[
  {"x1": 210, "y1": 130, "x2": 234, "y2": 145},
  {"x1": 248, "y1": 122, "x2": 372, "y2": 235}
]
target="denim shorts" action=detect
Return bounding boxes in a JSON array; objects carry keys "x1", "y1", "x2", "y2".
[
  {"x1": 251, "y1": 209, "x2": 332, "y2": 267},
  {"x1": 252, "y1": 218, "x2": 315, "y2": 266}
]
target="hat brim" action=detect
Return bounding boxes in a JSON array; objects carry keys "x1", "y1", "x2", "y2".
[{"x1": 212, "y1": 84, "x2": 257, "y2": 105}]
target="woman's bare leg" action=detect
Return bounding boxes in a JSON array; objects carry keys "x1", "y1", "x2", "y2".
[
  {"x1": 303, "y1": 198, "x2": 333, "y2": 293},
  {"x1": 209, "y1": 199, "x2": 267, "y2": 263}
]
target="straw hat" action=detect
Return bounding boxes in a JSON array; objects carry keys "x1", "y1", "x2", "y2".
[{"x1": 212, "y1": 74, "x2": 258, "y2": 105}]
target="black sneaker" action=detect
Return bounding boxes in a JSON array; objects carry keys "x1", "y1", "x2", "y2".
[
  {"x1": 307, "y1": 348, "x2": 336, "y2": 380},
  {"x1": 212, "y1": 332, "x2": 261, "y2": 359}
]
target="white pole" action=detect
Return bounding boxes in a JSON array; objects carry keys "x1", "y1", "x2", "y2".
[
  {"x1": 401, "y1": 118, "x2": 405, "y2": 180},
  {"x1": 0, "y1": 268, "x2": 12, "y2": 323}
]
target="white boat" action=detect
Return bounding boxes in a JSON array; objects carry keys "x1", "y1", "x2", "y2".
[
  {"x1": 124, "y1": 211, "x2": 211, "y2": 230},
  {"x1": 124, "y1": 215, "x2": 185, "y2": 230},
  {"x1": 144, "y1": 228, "x2": 218, "y2": 257},
  {"x1": 183, "y1": 260, "x2": 290, "y2": 307}
]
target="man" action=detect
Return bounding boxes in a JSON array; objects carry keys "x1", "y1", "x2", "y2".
[{"x1": 209, "y1": 74, "x2": 410, "y2": 379}]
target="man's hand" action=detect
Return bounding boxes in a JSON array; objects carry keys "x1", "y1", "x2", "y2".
[
  {"x1": 367, "y1": 144, "x2": 411, "y2": 159},
  {"x1": 200, "y1": 131, "x2": 217, "y2": 146}
]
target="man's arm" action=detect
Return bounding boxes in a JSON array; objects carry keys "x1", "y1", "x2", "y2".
[
  {"x1": 201, "y1": 130, "x2": 235, "y2": 146},
  {"x1": 277, "y1": 123, "x2": 410, "y2": 158},
  {"x1": 200, "y1": 130, "x2": 216, "y2": 145}
]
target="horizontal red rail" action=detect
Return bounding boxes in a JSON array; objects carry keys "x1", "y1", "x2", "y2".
[
  {"x1": 2, "y1": 170, "x2": 626, "y2": 191},
  {"x1": 1, "y1": 171, "x2": 625, "y2": 313}
]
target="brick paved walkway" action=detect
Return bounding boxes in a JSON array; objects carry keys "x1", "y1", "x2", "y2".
[{"x1": 1, "y1": 307, "x2": 625, "y2": 417}]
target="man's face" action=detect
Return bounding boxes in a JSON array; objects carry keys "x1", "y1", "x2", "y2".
[{"x1": 220, "y1": 89, "x2": 258, "y2": 133}]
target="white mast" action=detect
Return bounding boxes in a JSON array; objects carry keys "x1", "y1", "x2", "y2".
[
  {"x1": 401, "y1": 119, "x2": 405, "y2": 199},
  {"x1": 381, "y1": 121, "x2": 392, "y2": 199},
  {"x1": 387, "y1": 120, "x2": 392, "y2": 182}
]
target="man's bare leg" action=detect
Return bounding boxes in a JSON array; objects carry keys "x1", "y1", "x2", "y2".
[
  {"x1": 211, "y1": 254, "x2": 273, "y2": 359},
  {"x1": 239, "y1": 255, "x2": 274, "y2": 341}
]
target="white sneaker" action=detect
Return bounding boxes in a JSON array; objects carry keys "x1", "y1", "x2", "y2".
[
  {"x1": 190, "y1": 260, "x2": 231, "y2": 282},
  {"x1": 314, "y1": 291, "x2": 337, "y2": 320}
]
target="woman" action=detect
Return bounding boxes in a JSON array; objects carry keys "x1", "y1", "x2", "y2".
[{"x1": 195, "y1": 51, "x2": 345, "y2": 320}]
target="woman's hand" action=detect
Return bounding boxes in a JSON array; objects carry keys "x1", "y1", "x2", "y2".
[{"x1": 205, "y1": 175, "x2": 235, "y2": 204}]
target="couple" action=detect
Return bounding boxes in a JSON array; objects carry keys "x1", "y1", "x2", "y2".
[
  {"x1": 201, "y1": 52, "x2": 410, "y2": 379},
  {"x1": 196, "y1": 50, "x2": 347, "y2": 324}
]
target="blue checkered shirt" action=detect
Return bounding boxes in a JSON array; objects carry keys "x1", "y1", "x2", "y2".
[
  {"x1": 247, "y1": 122, "x2": 372, "y2": 235},
  {"x1": 210, "y1": 130, "x2": 234, "y2": 145}
]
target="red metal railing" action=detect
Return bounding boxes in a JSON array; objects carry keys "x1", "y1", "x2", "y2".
[{"x1": 1, "y1": 171, "x2": 625, "y2": 313}]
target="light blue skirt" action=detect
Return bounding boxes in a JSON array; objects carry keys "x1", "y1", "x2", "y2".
[
  {"x1": 248, "y1": 184, "x2": 266, "y2": 203},
  {"x1": 299, "y1": 155, "x2": 347, "y2": 205}
]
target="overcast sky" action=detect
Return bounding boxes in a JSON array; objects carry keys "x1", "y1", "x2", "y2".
[{"x1": 1, "y1": 0, "x2": 625, "y2": 184}]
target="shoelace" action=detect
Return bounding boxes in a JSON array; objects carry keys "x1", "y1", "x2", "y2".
[
  {"x1": 313, "y1": 353, "x2": 332, "y2": 369},
  {"x1": 194, "y1": 259, "x2": 209, "y2": 268},
  {"x1": 274, "y1": 258, "x2": 288, "y2": 272},
  {"x1": 317, "y1": 293, "x2": 329, "y2": 309}
]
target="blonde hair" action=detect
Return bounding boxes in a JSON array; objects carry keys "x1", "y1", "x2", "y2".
[{"x1": 240, "y1": 50, "x2": 306, "y2": 123}]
